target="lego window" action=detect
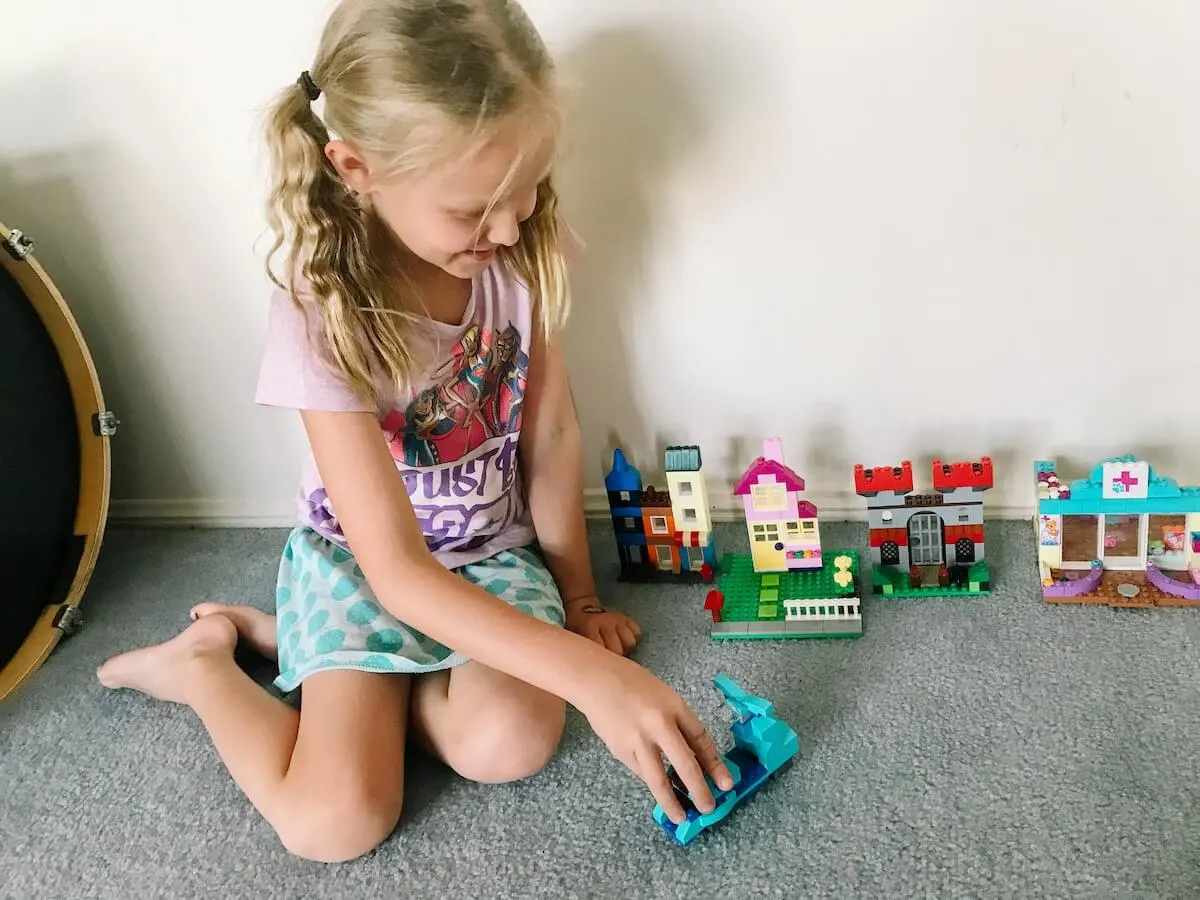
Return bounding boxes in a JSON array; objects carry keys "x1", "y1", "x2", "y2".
[
  {"x1": 689, "y1": 555, "x2": 705, "y2": 571},
  {"x1": 683, "y1": 508, "x2": 698, "y2": 523},
  {"x1": 678, "y1": 480, "x2": 694, "y2": 497},
  {"x1": 751, "y1": 483, "x2": 787, "y2": 511},
  {"x1": 958, "y1": 509, "x2": 971, "y2": 522},
  {"x1": 1102, "y1": 514, "x2": 1141, "y2": 560},
  {"x1": 622, "y1": 517, "x2": 637, "y2": 529},
  {"x1": 785, "y1": 521, "x2": 800, "y2": 539},
  {"x1": 655, "y1": 545, "x2": 673, "y2": 569},
  {"x1": 802, "y1": 521, "x2": 815, "y2": 534},
  {"x1": 1148, "y1": 515, "x2": 1188, "y2": 571},
  {"x1": 619, "y1": 490, "x2": 631, "y2": 501},
  {"x1": 1061, "y1": 515, "x2": 1099, "y2": 565},
  {"x1": 649, "y1": 516, "x2": 669, "y2": 535}
]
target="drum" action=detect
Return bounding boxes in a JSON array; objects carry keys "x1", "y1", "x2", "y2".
[{"x1": 0, "y1": 223, "x2": 116, "y2": 702}]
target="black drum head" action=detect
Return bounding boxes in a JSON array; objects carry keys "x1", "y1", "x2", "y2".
[{"x1": 0, "y1": 260, "x2": 81, "y2": 671}]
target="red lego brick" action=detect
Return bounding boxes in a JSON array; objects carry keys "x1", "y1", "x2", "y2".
[
  {"x1": 854, "y1": 461, "x2": 914, "y2": 496},
  {"x1": 931, "y1": 457, "x2": 994, "y2": 492},
  {"x1": 704, "y1": 589, "x2": 725, "y2": 623},
  {"x1": 869, "y1": 527, "x2": 909, "y2": 547}
]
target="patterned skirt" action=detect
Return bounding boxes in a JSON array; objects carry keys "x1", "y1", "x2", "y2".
[{"x1": 272, "y1": 526, "x2": 565, "y2": 693}]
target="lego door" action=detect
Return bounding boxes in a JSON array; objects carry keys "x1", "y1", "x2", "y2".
[
  {"x1": 653, "y1": 543, "x2": 677, "y2": 573},
  {"x1": 1101, "y1": 514, "x2": 1146, "y2": 571},
  {"x1": 907, "y1": 512, "x2": 945, "y2": 566},
  {"x1": 750, "y1": 523, "x2": 788, "y2": 571}
]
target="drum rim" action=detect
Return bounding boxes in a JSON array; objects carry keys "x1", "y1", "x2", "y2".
[{"x1": 0, "y1": 222, "x2": 112, "y2": 702}]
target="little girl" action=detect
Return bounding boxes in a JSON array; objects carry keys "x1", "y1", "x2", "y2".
[{"x1": 97, "y1": 0, "x2": 731, "y2": 863}]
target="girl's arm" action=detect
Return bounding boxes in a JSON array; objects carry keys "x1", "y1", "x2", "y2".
[
  {"x1": 300, "y1": 408, "x2": 733, "y2": 819},
  {"x1": 518, "y1": 327, "x2": 596, "y2": 604},
  {"x1": 518, "y1": 327, "x2": 642, "y2": 654},
  {"x1": 301, "y1": 408, "x2": 595, "y2": 688}
]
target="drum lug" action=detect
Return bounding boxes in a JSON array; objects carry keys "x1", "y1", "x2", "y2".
[
  {"x1": 2, "y1": 228, "x2": 34, "y2": 261},
  {"x1": 52, "y1": 605, "x2": 84, "y2": 637},
  {"x1": 93, "y1": 410, "x2": 120, "y2": 437}
]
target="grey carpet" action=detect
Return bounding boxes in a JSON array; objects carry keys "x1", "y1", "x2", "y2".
[{"x1": 3, "y1": 520, "x2": 1200, "y2": 899}]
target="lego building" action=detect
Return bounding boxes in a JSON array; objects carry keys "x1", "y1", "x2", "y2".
[{"x1": 604, "y1": 446, "x2": 716, "y2": 583}]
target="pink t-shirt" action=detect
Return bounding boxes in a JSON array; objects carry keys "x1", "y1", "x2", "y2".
[{"x1": 255, "y1": 262, "x2": 538, "y2": 569}]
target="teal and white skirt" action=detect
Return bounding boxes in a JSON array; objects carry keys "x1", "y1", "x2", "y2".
[{"x1": 272, "y1": 526, "x2": 565, "y2": 693}]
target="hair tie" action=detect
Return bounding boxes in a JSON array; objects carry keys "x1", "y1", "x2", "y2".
[{"x1": 298, "y1": 71, "x2": 321, "y2": 103}]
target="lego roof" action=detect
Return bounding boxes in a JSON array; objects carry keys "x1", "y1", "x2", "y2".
[
  {"x1": 604, "y1": 449, "x2": 642, "y2": 492},
  {"x1": 734, "y1": 458, "x2": 805, "y2": 495},
  {"x1": 664, "y1": 445, "x2": 702, "y2": 472},
  {"x1": 1036, "y1": 455, "x2": 1200, "y2": 515}
]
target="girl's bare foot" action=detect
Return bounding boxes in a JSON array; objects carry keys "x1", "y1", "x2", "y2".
[
  {"x1": 96, "y1": 615, "x2": 238, "y2": 704},
  {"x1": 190, "y1": 603, "x2": 277, "y2": 661}
]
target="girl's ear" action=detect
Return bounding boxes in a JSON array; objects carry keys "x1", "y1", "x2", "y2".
[{"x1": 325, "y1": 140, "x2": 373, "y2": 194}]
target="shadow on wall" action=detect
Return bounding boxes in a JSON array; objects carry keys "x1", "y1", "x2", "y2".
[
  {"x1": 554, "y1": 27, "x2": 710, "y2": 489},
  {"x1": 0, "y1": 61, "x2": 193, "y2": 506},
  {"x1": 0, "y1": 153, "x2": 138, "y2": 502},
  {"x1": 0, "y1": 65, "x2": 252, "y2": 504}
]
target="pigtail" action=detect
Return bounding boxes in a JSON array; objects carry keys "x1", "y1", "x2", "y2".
[{"x1": 262, "y1": 75, "x2": 420, "y2": 405}]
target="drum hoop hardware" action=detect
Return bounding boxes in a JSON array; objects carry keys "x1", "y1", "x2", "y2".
[
  {"x1": 3, "y1": 226, "x2": 121, "y2": 438},
  {"x1": 52, "y1": 605, "x2": 84, "y2": 636},
  {"x1": 2, "y1": 228, "x2": 34, "y2": 261},
  {"x1": 93, "y1": 411, "x2": 120, "y2": 437}
]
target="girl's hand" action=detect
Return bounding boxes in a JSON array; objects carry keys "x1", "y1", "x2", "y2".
[
  {"x1": 565, "y1": 596, "x2": 641, "y2": 656},
  {"x1": 577, "y1": 655, "x2": 734, "y2": 824}
]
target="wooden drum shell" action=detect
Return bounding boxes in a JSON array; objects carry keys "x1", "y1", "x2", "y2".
[{"x1": 0, "y1": 223, "x2": 113, "y2": 702}]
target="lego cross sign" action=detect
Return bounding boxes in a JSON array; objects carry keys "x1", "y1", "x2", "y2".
[{"x1": 1102, "y1": 461, "x2": 1150, "y2": 500}]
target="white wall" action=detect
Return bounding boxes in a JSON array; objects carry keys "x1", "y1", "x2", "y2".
[{"x1": 2, "y1": 0, "x2": 1196, "y2": 524}]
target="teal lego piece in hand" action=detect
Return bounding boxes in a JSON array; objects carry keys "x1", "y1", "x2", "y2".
[{"x1": 652, "y1": 674, "x2": 799, "y2": 845}]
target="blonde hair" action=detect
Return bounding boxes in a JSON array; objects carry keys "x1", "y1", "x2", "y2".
[{"x1": 263, "y1": 0, "x2": 569, "y2": 404}]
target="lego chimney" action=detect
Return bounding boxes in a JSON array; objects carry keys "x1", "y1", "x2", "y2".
[{"x1": 763, "y1": 437, "x2": 783, "y2": 463}]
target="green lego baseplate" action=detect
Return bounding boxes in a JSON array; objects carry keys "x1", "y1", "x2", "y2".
[
  {"x1": 871, "y1": 561, "x2": 991, "y2": 597},
  {"x1": 708, "y1": 551, "x2": 864, "y2": 640}
]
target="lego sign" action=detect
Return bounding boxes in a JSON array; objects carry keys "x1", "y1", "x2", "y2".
[
  {"x1": 1102, "y1": 461, "x2": 1149, "y2": 500},
  {"x1": 1039, "y1": 515, "x2": 1061, "y2": 547}
]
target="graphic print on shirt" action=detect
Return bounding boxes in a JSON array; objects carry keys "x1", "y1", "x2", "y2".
[
  {"x1": 380, "y1": 321, "x2": 529, "y2": 552},
  {"x1": 382, "y1": 323, "x2": 527, "y2": 467}
]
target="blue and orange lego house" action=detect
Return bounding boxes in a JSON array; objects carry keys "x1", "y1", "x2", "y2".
[{"x1": 605, "y1": 446, "x2": 717, "y2": 583}]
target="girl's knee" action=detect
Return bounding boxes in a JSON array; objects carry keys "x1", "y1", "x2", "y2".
[
  {"x1": 275, "y1": 785, "x2": 404, "y2": 863},
  {"x1": 450, "y1": 695, "x2": 565, "y2": 784}
]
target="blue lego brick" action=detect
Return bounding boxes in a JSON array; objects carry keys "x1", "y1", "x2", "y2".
[
  {"x1": 609, "y1": 504, "x2": 643, "y2": 517},
  {"x1": 1039, "y1": 497, "x2": 1200, "y2": 515},
  {"x1": 664, "y1": 445, "x2": 702, "y2": 473},
  {"x1": 605, "y1": 449, "x2": 642, "y2": 492}
]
